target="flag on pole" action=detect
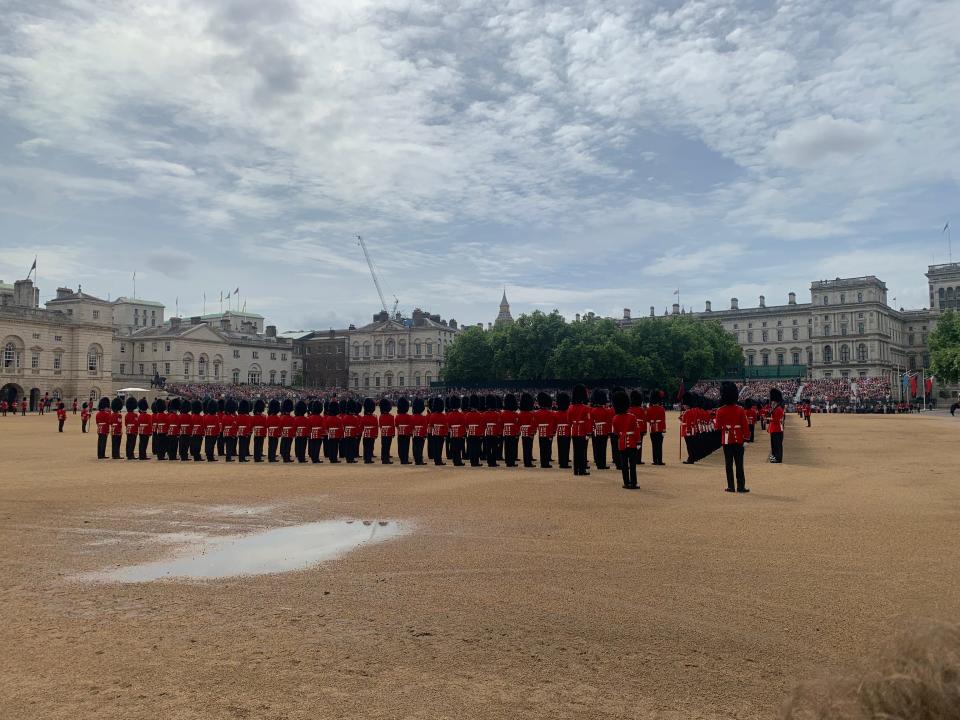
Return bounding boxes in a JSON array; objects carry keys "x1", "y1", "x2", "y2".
[
  {"x1": 219, "y1": 291, "x2": 223, "y2": 302},
  {"x1": 233, "y1": 287, "x2": 239, "y2": 295},
  {"x1": 225, "y1": 291, "x2": 231, "y2": 300},
  {"x1": 673, "y1": 288, "x2": 679, "y2": 295},
  {"x1": 944, "y1": 222, "x2": 950, "y2": 233},
  {"x1": 27, "y1": 257, "x2": 36, "y2": 279},
  {"x1": 909, "y1": 374, "x2": 918, "y2": 397}
]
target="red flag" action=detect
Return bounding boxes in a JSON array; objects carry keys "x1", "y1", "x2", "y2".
[
  {"x1": 909, "y1": 375, "x2": 918, "y2": 397},
  {"x1": 924, "y1": 377, "x2": 933, "y2": 395},
  {"x1": 677, "y1": 380, "x2": 685, "y2": 401}
]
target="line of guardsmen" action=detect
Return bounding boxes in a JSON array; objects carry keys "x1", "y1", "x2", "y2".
[{"x1": 91, "y1": 385, "x2": 671, "y2": 479}]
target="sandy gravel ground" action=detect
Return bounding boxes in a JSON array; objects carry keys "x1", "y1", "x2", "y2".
[{"x1": 1, "y1": 411, "x2": 958, "y2": 719}]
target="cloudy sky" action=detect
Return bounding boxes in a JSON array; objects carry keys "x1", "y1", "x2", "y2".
[{"x1": 1, "y1": 0, "x2": 958, "y2": 330}]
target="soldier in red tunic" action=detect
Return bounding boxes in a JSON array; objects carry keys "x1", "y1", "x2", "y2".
[
  {"x1": 715, "y1": 381, "x2": 750, "y2": 492},
  {"x1": 21, "y1": 398, "x2": 28, "y2": 416},
  {"x1": 410, "y1": 397, "x2": 428, "y2": 465},
  {"x1": 802, "y1": 399, "x2": 812, "y2": 427},
  {"x1": 292, "y1": 399, "x2": 309, "y2": 463},
  {"x1": 428, "y1": 397, "x2": 448, "y2": 466},
  {"x1": 202, "y1": 398, "x2": 221, "y2": 462},
  {"x1": 646, "y1": 390, "x2": 667, "y2": 466},
  {"x1": 80, "y1": 401, "x2": 90, "y2": 433},
  {"x1": 611, "y1": 390, "x2": 638, "y2": 489},
  {"x1": 251, "y1": 399, "x2": 267, "y2": 462},
  {"x1": 629, "y1": 390, "x2": 647, "y2": 465},
  {"x1": 518, "y1": 392, "x2": 536, "y2": 468},
  {"x1": 56, "y1": 401, "x2": 67, "y2": 432},
  {"x1": 0, "y1": 399, "x2": 7, "y2": 417},
  {"x1": 743, "y1": 400, "x2": 757, "y2": 443},
  {"x1": 150, "y1": 399, "x2": 165, "y2": 459},
  {"x1": 189, "y1": 399, "x2": 204, "y2": 461},
  {"x1": 176, "y1": 399, "x2": 192, "y2": 461},
  {"x1": 265, "y1": 399, "x2": 281, "y2": 462},
  {"x1": 768, "y1": 388, "x2": 785, "y2": 463},
  {"x1": 445, "y1": 396, "x2": 465, "y2": 466},
  {"x1": 465, "y1": 394, "x2": 483, "y2": 467},
  {"x1": 360, "y1": 398, "x2": 379, "y2": 464},
  {"x1": 324, "y1": 400, "x2": 343, "y2": 463},
  {"x1": 307, "y1": 400, "x2": 325, "y2": 464},
  {"x1": 341, "y1": 400, "x2": 360, "y2": 463},
  {"x1": 395, "y1": 397, "x2": 412, "y2": 465},
  {"x1": 278, "y1": 398, "x2": 295, "y2": 463},
  {"x1": 95, "y1": 397, "x2": 111, "y2": 459},
  {"x1": 109, "y1": 397, "x2": 124, "y2": 458},
  {"x1": 122, "y1": 396, "x2": 138, "y2": 459},
  {"x1": 378, "y1": 398, "x2": 395, "y2": 464},
  {"x1": 71, "y1": 397, "x2": 78, "y2": 415},
  {"x1": 590, "y1": 388, "x2": 612, "y2": 471},
  {"x1": 165, "y1": 398, "x2": 180, "y2": 461},
  {"x1": 534, "y1": 392, "x2": 555, "y2": 469},
  {"x1": 555, "y1": 392, "x2": 571, "y2": 469},
  {"x1": 236, "y1": 399, "x2": 253, "y2": 462},
  {"x1": 136, "y1": 398, "x2": 152, "y2": 460},
  {"x1": 483, "y1": 394, "x2": 502, "y2": 468},
  {"x1": 501, "y1": 394, "x2": 520, "y2": 468},
  {"x1": 222, "y1": 398, "x2": 239, "y2": 462},
  {"x1": 568, "y1": 384, "x2": 592, "y2": 476}
]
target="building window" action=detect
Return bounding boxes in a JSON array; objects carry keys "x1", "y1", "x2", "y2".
[
  {"x1": 824, "y1": 324, "x2": 831, "y2": 336},
  {"x1": 233, "y1": 349, "x2": 240, "y2": 358},
  {"x1": 777, "y1": 329, "x2": 783, "y2": 341},
  {"x1": 415, "y1": 341, "x2": 421, "y2": 356},
  {"x1": 87, "y1": 349, "x2": 99, "y2": 372},
  {"x1": 139, "y1": 343, "x2": 145, "y2": 352},
  {"x1": 248, "y1": 370, "x2": 261, "y2": 384},
  {"x1": 337, "y1": 345, "x2": 343, "y2": 353},
  {"x1": 31, "y1": 332, "x2": 40, "y2": 339},
  {"x1": 415, "y1": 373, "x2": 421, "y2": 387},
  {"x1": 747, "y1": 354, "x2": 754, "y2": 366},
  {"x1": 120, "y1": 363, "x2": 126, "y2": 374},
  {"x1": 840, "y1": 345, "x2": 850, "y2": 363},
  {"x1": 152, "y1": 342, "x2": 157, "y2": 352},
  {"x1": 840, "y1": 293, "x2": 845, "y2": 304},
  {"x1": 426, "y1": 342, "x2": 433, "y2": 356},
  {"x1": 183, "y1": 362, "x2": 191, "y2": 379},
  {"x1": 747, "y1": 331, "x2": 753, "y2": 343},
  {"x1": 165, "y1": 342, "x2": 171, "y2": 352},
  {"x1": 823, "y1": 346, "x2": 833, "y2": 363},
  {"x1": 398, "y1": 374, "x2": 404, "y2": 387},
  {"x1": 120, "y1": 344, "x2": 126, "y2": 354},
  {"x1": 165, "y1": 362, "x2": 171, "y2": 375},
  {"x1": 93, "y1": 310, "x2": 100, "y2": 319},
  {"x1": 761, "y1": 353, "x2": 769, "y2": 366},
  {"x1": 280, "y1": 371, "x2": 286, "y2": 385},
  {"x1": 281, "y1": 353, "x2": 287, "y2": 361},
  {"x1": 31, "y1": 353, "x2": 39, "y2": 369},
  {"x1": 364, "y1": 376, "x2": 370, "y2": 388},
  {"x1": 792, "y1": 352, "x2": 800, "y2": 365},
  {"x1": 252, "y1": 351, "x2": 259, "y2": 359},
  {"x1": 269, "y1": 370, "x2": 276, "y2": 384},
  {"x1": 808, "y1": 350, "x2": 813, "y2": 364},
  {"x1": 374, "y1": 342, "x2": 382, "y2": 358},
  {"x1": 857, "y1": 344, "x2": 867, "y2": 362},
  {"x1": 858, "y1": 322, "x2": 865, "y2": 334},
  {"x1": 424, "y1": 372, "x2": 432, "y2": 386},
  {"x1": 214, "y1": 362, "x2": 220, "y2": 380},
  {"x1": 823, "y1": 296, "x2": 828, "y2": 305},
  {"x1": 232, "y1": 369, "x2": 240, "y2": 384},
  {"x1": 857, "y1": 292, "x2": 863, "y2": 302},
  {"x1": 375, "y1": 375, "x2": 380, "y2": 388},
  {"x1": 139, "y1": 363, "x2": 145, "y2": 375},
  {"x1": 792, "y1": 328, "x2": 799, "y2": 340},
  {"x1": 270, "y1": 352, "x2": 276, "y2": 361},
  {"x1": 353, "y1": 376, "x2": 359, "y2": 388},
  {"x1": 777, "y1": 353, "x2": 784, "y2": 365},
  {"x1": 840, "y1": 325, "x2": 847, "y2": 336},
  {"x1": 152, "y1": 363, "x2": 158, "y2": 374},
  {"x1": 199, "y1": 357, "x2": 207, "y2": 377}
]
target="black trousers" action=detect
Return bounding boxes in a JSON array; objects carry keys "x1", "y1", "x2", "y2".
[
  {"x1": 153, "y1": 432, "x2": 166, "y2": 459},
  {"x1": 620, "y1": 447, "x2": 637, "y2": 488},
  {"x1": 538, "y1": 436, "x2": 553, "y2": 468},
  {"x1": 112, "y1": 434, "x2": 123, "y2": 459},
  {"x1": 431, "y1": 435, "x2": 446, "y2": 465},
  {"x1": 58, "y1": 419, "x2": 64, "y2": 432},
  {"x1": 723, "y1": 444, "x2": 746, "y2": 490},
  {"x1": 280, "y1": 436, "x2": 293, "y2": 463},
  {"x1": 295, "y1": 436, "x2": 308, "y2": 463},
  {"x1": 342, "y1": 436, "x2": 357, "y2": 463},
  {"x1": 308, "y1": 438, "x2": 322, "y2": 463},
  {"x1": 397, "y1": 435, "x2": 411, "y2": 464},
  {"x1": 81, "y1": 419, "x2": 88, "y2": 433},
  {"x1": 770, "y1": 432, "x2": 784, "y2": 462},
  {"x1": 503, "y1": 436, "x2": 519, "y2": 467},
  {"x1": 748, "y1": 424, "x2": 755, "y2": 442},
  {"x1": 650, "y1": 432, "x2": 664, "y2": 465},
  {"x1": 97, "y1": 434, "x2": 108, "y2": 459},
  {"x1": 572, "y1": 437, "x2": 589, "y2": 475},
  {"x1": 204, "y1": 436, "x2": 217, "y2": 461},
  {"x1": 178, "y1": 434, "x2": 190, "y2": 461},
  {"x1": 610, "y1": 434, "x2": 621, "y2": 469},
  {"x1": 125, "y1": 434, "x2": 137, "y2": 460},
  {"x1": 684, "y1": 436, "x2": 696, "y2": 463},
  {"x1": 239, "y1": 435, "x2": 250, "y2": 462},
  {"x1": 805, "y1": 416, "x2": 811, "y2": 427},
  {"x1": 426, "y1": 434, "x2": 435, "y2": 461},
  {"x1": 191, "y1": 435, "x2": 203, "y2": 461},
  {"x1": 412, "y1": 436, "x2": 425, "y2": 464},
  {"x1": 362, "y1": 437, "x2": 376, "y2": 463},
  {"x1": 253, "y1": 435, "x2": 265, "y2": 462},
  {"x1": 592, "y1": 434, "x2": 608, "y2": 469},
  {"x1": 326, "y1": 438, "x2": 340, "y2": 463},
  {"x1": 557, "y1": 435, "x2": 571, "y2": 468},
  {"x1": 636, "y1": 434, "x2": 645, "y2": 464},
  {"x1": 449, "y1": 437, "x2": 464, "y2": 466},
  {"x1": 226, "y1": 436, "x2": 237, "y2": 461},
  {"x1": 381, "y1": 436, "x2": 393, "y2": 463},
  {"x1": 138, "y1": 434, "x2": 150, "y2": 460},
  {"x1": 467, "y1": 436, "x2": 482, "y2": 466},
  {"x1": 521, "y1": 436, "x2": 535, "y2": 467},
  {"x1": 268, "y1": 436, "x2": 279, "y2": 462},
  {"x1": 217, "y1": 434, "x2": 224, "y2": 456},
  {"x1": 484, "y1": 436, "x2": 499, "y2": 467}
]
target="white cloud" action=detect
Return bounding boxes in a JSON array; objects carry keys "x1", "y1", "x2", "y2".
[{"x1": 15, "y1": 137, "x2": 53, "y2": 155}]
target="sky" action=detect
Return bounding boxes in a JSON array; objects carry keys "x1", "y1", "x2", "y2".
[{"x1": 1, "y1": 0, "x2": 958, "y2": 331}]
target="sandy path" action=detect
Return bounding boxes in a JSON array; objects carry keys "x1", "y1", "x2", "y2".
[{"x1": 1, "y1": 412, "x2": 958, "y2": 719}]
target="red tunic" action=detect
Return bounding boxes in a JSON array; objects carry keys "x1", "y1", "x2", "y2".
[
  {"x1": 236, "y1": 414, "x2": 252, "y2": 437},
  {"x1": 715, "y1": 405, "x2": 749, "y2": 445},
  {"x1": 96, "y1": 409, "x2": 111, "y2": 435},
  {"x1": 591, "y1": 406, "x2": 613, "y2": 436},
  {"x1": 341, "y1": 415, "x2": 359, "y2": 440},
  {"x1": 534, "y1": 408, "x2": 555, "y2": 438},
  {"x1": 629, "y1": 406, "x2": 647, "y2": 434},
  {"x1": 446, "y1": 411, "x2": 465, "y2": 439},
  {"x1": 293, "y1": 415, "x2": 310, "y2": 439},
  {"x1": 518, "y1": 410, "x2": 536, "y2": 438},
  {"x1": 56, "y1": 408, "x2": 67, "y2": 422},
  {"x1": 222, "y1": 414, "x2": 238, "y2": 438},
  {"x1": 250, "y1": 414, "x2": 267, "y2": 438},
  {"x1": 464, "y1": 409, "x2": 482, "y2": 437},
  {"x1": 191, "y1": 413, "x2": 204, "y2": 437},
  {"x1": 554, "y1": 408, "x2": 570, "y2": 438},
  {"x1": 137, "y1": 412, "x2": 153, "y2": 436},
  {"x1": 360, "y1": 414, "x2": 379, "y2": 439},
  {"x1": 430, "y1": 411, "x2": 449, "y2": 437},
  {"x1": 395, "y1": 414, "x2": 413, "y2": 437},
  {"x1": 124, "y1": 411, "x2": 139, "y2": 436},
  {"x1": 612, "y1": 413, "x2": 639, "y2": 450},
  {"x1": 203, "y1": 413, "x2": 220, "y2": 437},
  {"x1": 500, "y1": 410, "x2": 519, "y2": 437},
  {"x1": 483, "y1": 410, "x2": 501, "y2": 437},
  {"x1": 768, "y1": 406, "x2": 785, "y2": 434},
  {"x1": 646, "y1": 405, "x2": 666, "y2": 434},
  {"x1": 81, "y1": 407, "x2": 91, "y2": 424},
  {"x1": 265, "y1": 414, "x2": 281, "y2": 438},
  {"x1": 410, "y1": 414, "x2": 428, "y2": 439},
  {"x1": 279, "y1": 414, "x2": 295, "y2": 440},
  {"x1": 308, "y1": 413, "x2": 325, "y2": 440},
  {"x1": 110, "y1": 411, "x2": 123, "y2": 436},
  {"x1": 378, "y1": 413, "x2": 396, "y2": 438},
  {"x1": 567, "y1": 403, "x2": 592, "y2": 437},
  {"x1": 325, "y1": 415, "x2": 343, "y2": 440}
]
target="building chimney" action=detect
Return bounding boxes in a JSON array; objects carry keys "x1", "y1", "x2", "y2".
[
  {"x1": 705, "y1": 300, "x2": 712, "y2": 312},
  {"x1": 14, "y1": 279, "x2": 37, "y2": 308},
  {"x1": 266, "y1": 325, "x2": 277, "y2": 338},
  {"x1": 449, "y1": 318, "x2": 458, "y2": 330},
  {"x1": 788, "y1": 292, "x2": 796, "y2": 305},
  {"x1": 575, "y1": 313, "x2": 581, "y2": 322},
  {"x1": 759, "y1": 295, "x2": 766, "y2": 308},
  {"x1": 731, "y1": 297, "x2": 739, "y2": 310},
  {"x1": 649, "y1": 306, "x2": 655, "y2": 317},
  {"x1": 56, "y1": 287, "x2": 72, "y2": 300},
  {"x1": 170, "y1": 317, "x2": 181, "y2": 329},
  {"x1": 623, "y1": 308, "x2": 631, "y2": 320},
  {"x1": 672, "y1": 303, "x2": 680, "y2": 315}
]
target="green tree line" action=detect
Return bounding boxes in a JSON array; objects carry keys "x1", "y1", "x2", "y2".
[{"x1": 442, "y1": 311, "x2": 743, "y2": 390}]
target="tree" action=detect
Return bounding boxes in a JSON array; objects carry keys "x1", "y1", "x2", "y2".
[
  {"x1": 929, "y1": 310, "x2": 960, "y2": 384},
  {"x1": 441, "y1": 327, "x2": 494, "y2": 383}
]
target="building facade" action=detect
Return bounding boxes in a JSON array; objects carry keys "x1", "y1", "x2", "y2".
[
  {"x1": 1, "y1": 279, "x2": 113, "y2": 408},
  {"x1": 295, "y1": 329, "x2": 350, "y2": 389},
  {"x1": 349, "y1": 309, "x2": 459, "y2": 390}
]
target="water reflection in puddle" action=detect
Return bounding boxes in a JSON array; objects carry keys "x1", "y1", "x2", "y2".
[{"x1": 80, "y1": 520, "x2": 407, "y2": 583}]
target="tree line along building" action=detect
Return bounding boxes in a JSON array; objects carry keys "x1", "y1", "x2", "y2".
[{"x1": 617, "y1": 264, "x2": 960, "y2": 391}]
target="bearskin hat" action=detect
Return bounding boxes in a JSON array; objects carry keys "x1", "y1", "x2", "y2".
[
  {"x1": 191, "y1": 399, "x2": 203, "y2": 414},
  {"x1": 138, "y1": 397, "x2": 149, "y2": 412},
  {"x1": 98, "y1": 397, "x2": 110, "y2": 411},
  {"x1": 536, "y1": 392, "x2": 552, "y2": 410},
  {"x1": 477, "y1": 394, "x2": 487, "y2": 412},
  {"x1": 630, "y1": 389, "x2": 644, "y2": 407},
  {"x1": 267, "y1": 399, "x2": 280, "y2": 415},
  {"x1": 612, "y1": 390, "x2": 630, "y2": 415},
  {"x1": 156, "y1": 398, "x2": 166, "y2": 413},
  {"x1": 412, "y1": 397, "x2": 425, "y2": 415},
  {"x1": 168, "y1": 397, "x2": 180, "y2": 413},
  {"x1": 770, "y1": 388, "x2": 783, "y2": 404},
  {"x1": 556, "y1": 391, "x2": 570, "y2": 411},
  {"x1": 519, "y1": 392, "x2": 534, "y2": 412},
  {"x1": 294, "y1": 399, "x2": 307, "y2": 416},
  {"x1": 461, "y1": 395, "x2": 470, "y2": 411},
  {"x1": 326, "y1": 400, "x2": 340, "y2": 416},
  {"x1": 720, "y1": 381, "x2": 739, "y2": 405},
  {"x1": 447, "y1": 395, "x2": 461, "y2": 411},
  {"x1": 226, "y1": 398, "x2": 238, "y2": 414},
  {"x1": 396, "y1": 397, "x2": 410, "y2": 414},
  {"x1": 253, "y1": 398, "x2": 265, "y2": 414},
  {"x1": 591, "y1": 388, "x2": 607, "y2": 406},
  {"x1": 239, "y1": 399, "x2": 251, "y2": 414},
  {"x1": 363, "y1": 397, "x2": 375, "y2": 414},
  {"x1": 217, "y1": 398, "x2": 225, "y2": 412},
  {"x1": 485, "y1": 393, "x2": 498, "y2": 411},
  {"x1": 504, "y1": 393, "x2": 518, "y2": 411},
  {"x1": 648, "y1": 390, "x2": 662, "y2": 406},
  {"x1": 281, "y1": 398, "x2": 294, "y2": 414},
  {"x1": 379, "y1": 397, "x2": 393, "y2": 414},
  {"x1": 181, "y1": 400, "x2": 192, "y2": 414},
  {"x1": 468, "y1": 393, "x2": 479, "y2": 411},
  {"x1": 82, "y1": 401, "x2": 88, "y2": 410},
  {"x1": 111, "y1": 397, "x2": 124, "y2": 412},
  {"x1": 572, "y1": 384, "x2": 588, "y2": 405},
  {"x1": 125, "y1": 396, "x2": 138, "y2": 412},
  {"x1": 308, "y1": 400, "x2": 321, "y2": 415},
  {"x1": 203, "y1": 398, "x2": 215, "y2": 413}
]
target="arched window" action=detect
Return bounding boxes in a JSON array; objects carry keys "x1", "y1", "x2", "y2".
[
  {"x1": 761, "y1": 352, "x2": 769, "y2": 366},
  {"x1": 353, "y1": 374, "x2": 359, "y2": 388},
  {"x1": 280, "y1": 371, "x2": 286, "y2": 385},
  {"x1": 426, "y1": 342, "x2": 433, "y2": 356},
  {"x1": 374, "y1": 374, "x2": 381, "y2": 388},
  {"x1": 424, "y1": 372, "x2": 432, "y2": 386},
  {"x1": 213, "y1": 361, "x2": 221, "y2": 379},
  {"x1": 232, "y1": 369, "x2": 240, "y2": 384},
  {"x1": 840, "y1": 293, "x2": 846, "y2": 304},
  {"x1": 414, "y1": 372, "x2": 421, "y2": 387},
  {"x1": 823, "y1": 345, "x2": 833, "y2": 363},
  {"x1": 3, "y1": 342, "x2": 20, "y2": 369},
  {"x1": 269, "y1": 370, "x2": 276, "y2": 384},
  {"x1": 398, "y1": 340, "x2": 406, "y2": 358},
  {"x1": 198, "y1": 355, "x2": 208, "y2": 378},
  {"x1": 386, "y1": 339, "x2": 395, "y2": 357},
  {"x1": 857, "y1": 344, "x2": 867, "y2": 362},
  {"x1": 761, "y1": 331, "x2": 768, "y2": 343},
  {"x1": 840, "y1": 344, "x2": 850, "y2": 363},
  {"x1": 87, "y1": 344, "x2": 102, "y2": 373},
  {"x1": 89, "y1": 387, "x2": 101, "y2": 402},
  {"x1": 385, "y1": 372, "x2": 393, "y2": 387},
  {"x1": 822, "y1": 296, "x2": 828, "y2": 305},
  {"x1": 248, "y1": 364, "x2": 261, "y2": 384},
  {"x1": 414, "y1": 341, "x2": 421, "y2": 356},
  {"x1": 364, "y1": 374, "x2": 370, "y2": 388},
  {"x1": 353, "y1": 343, "x2": 360, "y2": 358},
  {"x1": 398, "y1": 374, "x2": 405, "y2": 387},
  {"x1": 374, "y1": 341, "x2": 382, "y2": 358},
  {"x1": 363, "y1": 342, "x2": 371, "y2": 358}
]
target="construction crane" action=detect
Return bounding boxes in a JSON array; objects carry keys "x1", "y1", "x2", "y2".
[{"x1": 357, "y1": 235, "x2": 399, "y2": 317}]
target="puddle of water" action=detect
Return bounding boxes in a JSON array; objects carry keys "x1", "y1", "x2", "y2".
[{"x1": 79, "y1": 520, "x2": 407, "y2": 583}]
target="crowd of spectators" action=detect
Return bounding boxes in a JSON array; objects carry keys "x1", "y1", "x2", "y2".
[{"x1": 690, "y1": 380, "x2": 801, "y2": 404}]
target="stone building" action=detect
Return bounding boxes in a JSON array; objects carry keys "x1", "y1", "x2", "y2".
[
  {"x1": 349, "y1": 309, "x2": 459, "y2": 391},
  {"x1": 494, "y1": 290, "x2": 514, "y2": 328},
  {"x1": 0, "y1": 279, "x2": 113, "y2": 408},
  {"x1": 294, "y1": 329, "x2": 350, "y2": 389}
]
